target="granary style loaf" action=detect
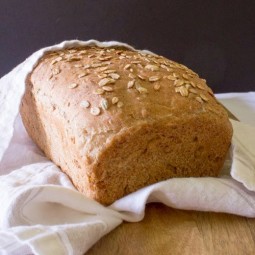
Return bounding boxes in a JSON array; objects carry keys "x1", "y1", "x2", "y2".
[{"x1": 20, "y1": 44, "x2": 233, "y2": 205}]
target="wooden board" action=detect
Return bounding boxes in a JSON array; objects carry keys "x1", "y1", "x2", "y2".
[
  {"x1": 87, "y1": 108, "x2": 255, "y2": 254},
  {"x1": 87, "y1": 204, "x2": 255, "y2": 255}
]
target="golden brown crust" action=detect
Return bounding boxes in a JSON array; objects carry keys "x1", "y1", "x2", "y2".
[{"x1": 20, "y1": 46, "x2": 233, "y2": 205}]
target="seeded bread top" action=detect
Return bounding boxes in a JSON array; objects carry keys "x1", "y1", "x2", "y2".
[{"x1": 30, "y1": 46, "x2": 228, "y2": 157}]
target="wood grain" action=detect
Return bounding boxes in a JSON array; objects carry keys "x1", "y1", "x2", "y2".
[{"x1": 87, "y1": 204, "x2": 255, "y2": 255}]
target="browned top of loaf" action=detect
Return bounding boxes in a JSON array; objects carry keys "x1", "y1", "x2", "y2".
[{"x1": 31, "y1": 46, "x2": 229, "y2": 160}]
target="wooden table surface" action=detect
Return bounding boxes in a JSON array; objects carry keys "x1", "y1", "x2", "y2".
[
  {"x1": 87, "y1": 203, "x2": 255, "y2": 255},
  {"x1": 87, "y1": 107, "x2": 255, "y2": 255}
]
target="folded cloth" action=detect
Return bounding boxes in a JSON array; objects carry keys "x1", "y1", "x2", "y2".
[
  {"x1": 217, "y1": 92, "x2": 255, "y2": 126},
  {"x1": 0, "y1": 40, "x2": 255, "y2": 255}
]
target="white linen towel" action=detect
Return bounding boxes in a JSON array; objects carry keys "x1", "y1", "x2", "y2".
[{"x1": 0, "y1": 40, "x2": 255, "y2": 255}]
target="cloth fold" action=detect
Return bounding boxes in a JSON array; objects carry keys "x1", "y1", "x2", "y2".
[
  {"x1": 230, "y1": 120, "x2": 255, "y2": 191},
  {"x1": 0, "y1": 40, "x2": 255, "y2": 255}
]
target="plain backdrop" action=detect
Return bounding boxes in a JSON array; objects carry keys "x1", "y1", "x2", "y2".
[{"x1": 0, "y1": 0, "x2": 254, "y2": 93}]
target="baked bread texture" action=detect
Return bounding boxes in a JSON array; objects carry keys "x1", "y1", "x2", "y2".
[{"x1": 20, "y1": 45, "x2": 233, "y2": 205}]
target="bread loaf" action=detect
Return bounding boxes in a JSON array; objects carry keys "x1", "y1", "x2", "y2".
[{"x1": 20, "y1": 45, "x2": 233, "y2": 205}]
